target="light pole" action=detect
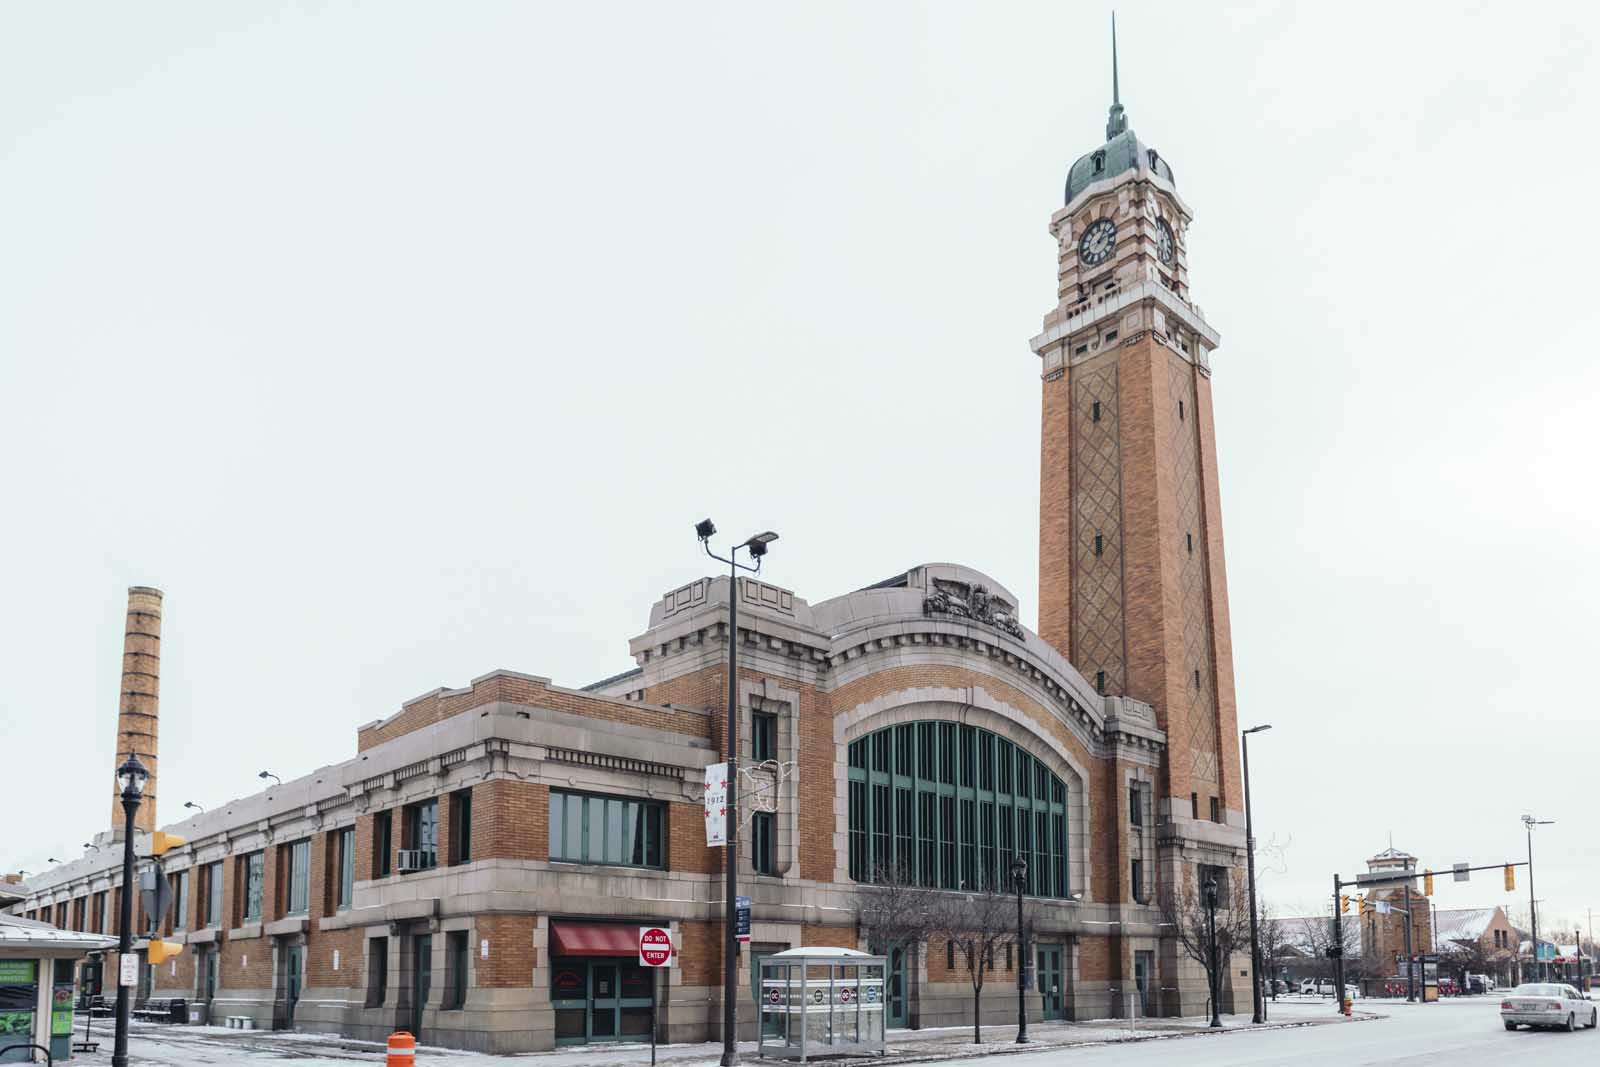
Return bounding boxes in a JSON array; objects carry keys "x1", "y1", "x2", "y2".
[
  {"x1": 1242, "y1": 724, "x2": 1271, "y2": 1024},
  {"x1": 1523, "y1": 815, "x2": 1552, "y2": 981},
  {"x1": 258, "y1": 771, "x2": 281, "y2": 788},
  {"x1": 1203, "y1": 876, "x2": 1221, "y2": 1028},
  {"x1": 697, "y1": 519, "x2": 778, "y2": 1067},
  {"x1": 1011, "y1": 856, "x2": 1029, "y2": 1043},
  {"x1": 112, "y1": 751, "x2": 150, "y2": 1067},
  {"x1": 184, "y1": 801, "x2": 205, "y2": 813}
]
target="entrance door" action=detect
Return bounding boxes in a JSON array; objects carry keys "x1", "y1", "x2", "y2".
[
  {"x1": 885, "y1": 947, "x2": 908, "y2": 1029},
  {"x1": 284, "y1": 945, "x2": 303, "y2": 1027},
  {"x1": 411, "y1": 935, "x2": 432, "y2": 1041},
  {"x1": 1037, "y1": 945, "x2": 1064, "y2": 1020},
  {"x1": 1133, "y1": 951, "x2": 1154, "y2": 1018}
]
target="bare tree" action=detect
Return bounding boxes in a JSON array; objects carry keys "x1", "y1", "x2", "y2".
[
  {"x1": 933, "y1": 874, "x2": 1018, "y2": 1044},
  {"x1": 1159, "y1": 868, "x2": 1252, "y2": 1016},
  {"x1": 855, "y1": 863, "x2": 941, "y2": 959},
  {"x1": 1256, "y1": 899, "x2": 1290, "y2": 999}
]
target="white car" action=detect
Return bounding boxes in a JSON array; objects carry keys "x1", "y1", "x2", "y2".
[{"x1": 1500, "y1": 983, "x2": 1597, "y2": 1031}]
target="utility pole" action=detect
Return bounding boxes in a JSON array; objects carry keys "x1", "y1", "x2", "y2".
[{"x1": 1403, "y1": 883, "x2": 1415, "y2": 1003}]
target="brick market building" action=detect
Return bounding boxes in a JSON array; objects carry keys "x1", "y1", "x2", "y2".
[{"x1": 8, "y1": 57, "x2": 1254, "y2": 1052}]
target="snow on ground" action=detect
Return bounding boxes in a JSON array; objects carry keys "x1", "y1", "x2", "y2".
[{"x1": 62, "y1": 999, "x2": 1364, "y2": 1066}]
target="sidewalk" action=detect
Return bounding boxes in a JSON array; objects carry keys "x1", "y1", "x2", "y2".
[{"x1": 74, "y1": 1001, "x2": 1378, "y2": 1066}]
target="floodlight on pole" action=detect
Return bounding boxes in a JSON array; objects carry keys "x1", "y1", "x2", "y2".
[{"x1": 695, "y1": 517, "x2": 779, "y2": 1067}]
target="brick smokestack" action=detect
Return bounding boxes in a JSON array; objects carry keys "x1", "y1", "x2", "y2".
[{"x1": 112, "y1": 586, "x2": 163, "y2": 838}]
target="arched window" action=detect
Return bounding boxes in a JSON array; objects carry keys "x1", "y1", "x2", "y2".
[{"x1": 847, "y1": 721, "x2": 1069, "y2": 898}]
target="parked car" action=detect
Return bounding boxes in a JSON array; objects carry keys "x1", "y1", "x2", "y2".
[{"x1": 1500, "y1": 984, "x2": 1598, "y2": 1031}]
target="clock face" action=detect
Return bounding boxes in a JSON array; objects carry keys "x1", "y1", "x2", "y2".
[
  {"x1": 1156, "y1": 219, "x2": 1176, "y2": 265},
  {"x1": 1078, "y1": 218, "x2": 1117, "y2": 266}
]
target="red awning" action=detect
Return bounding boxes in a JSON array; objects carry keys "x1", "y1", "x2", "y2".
[{"x1": 550, "y1": 922, "x2": 641, "y2": 958}]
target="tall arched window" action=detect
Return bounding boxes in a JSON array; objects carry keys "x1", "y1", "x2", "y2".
[{"x1": 847, "y1": 721, "x2": 1068, "y2": 898}]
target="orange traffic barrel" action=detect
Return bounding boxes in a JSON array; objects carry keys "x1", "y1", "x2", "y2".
[{"x1": 387, "y1": 1031, "x2": 416, "y2": 1064}]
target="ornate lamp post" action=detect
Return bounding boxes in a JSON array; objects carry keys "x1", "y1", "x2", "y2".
[
  {"x1": 112, "y1": 751, "x2": 150, "y2": 1067},
  {"x1": 1203, "y1": 876, "x2": 1222, "y2": 1029},
  {"x1": 1011, "y1": 856, "x2": 1028, "y2": 1043}
]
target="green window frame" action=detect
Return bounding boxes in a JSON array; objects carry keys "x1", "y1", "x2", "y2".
[
  {"x1": 206, "y1": 861, "x2": 224, "y2": 927},
  {"x1": 286, "y1": 839, "x2": 310, "y2": 916},
  {"x1": 337, "y1": 827, "x2": 355, "y2": 910},
  {"x1": 751, "y1": 711, "x2": 778, "y2": 763},
  {"x1": 752, "y1": 811, "x2": 776, "y2": 875},
  {"x1": 847, "y1": 721, "x2": 1069, "y2": 897},
  {"x1": 242, "y1": 853, "x2": 263, "y2": 921},
  {"x1": 549, "y1": 790, "x2": 665, "y2": 869}
]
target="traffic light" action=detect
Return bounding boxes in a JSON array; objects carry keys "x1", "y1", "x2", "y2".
[
  {"x1": 146, "y1": 940, "x2": 184, "y2": 966},
  {"x1": 1504, "y1": 865, "x2": 1516, "y2": 892},
  {"x1": 1340, "y1": 895, "x2": 1351, "y2": 914},
  {"x1": 150, "y1": 832, "x2": 187, "y2": 856},
  {"x1": 1359, "y1": 896, "x2": 1371, "y2": 916},
  {"x1": 1424, "y1": 870, "x2": 1434, "y2": 897}
]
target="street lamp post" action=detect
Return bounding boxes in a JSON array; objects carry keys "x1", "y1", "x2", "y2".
[
  {"x1": 1203, "y1": 877, "x2": 1221, "y2": 1028},
  {"x1": 1242, "y1": 724, "x2": 1272, "y2": 1024},
  {"x1": 697, "y1": 519, "x2": 778, "y2": 1067},
  {"x1": 1523, "y1": 815, "x2": 1553, "y2": 982},
  {"x1": 1012, "y1": 856, "x2": 1028, "y2": 1043},
  {"x1": 111, "y1": 752, "x2": 150, "y2": 1067}
]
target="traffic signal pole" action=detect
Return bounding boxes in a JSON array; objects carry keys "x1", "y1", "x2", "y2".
[{"x1": 1331, "y1": 874, "x2": 1345, "y2": 1016}]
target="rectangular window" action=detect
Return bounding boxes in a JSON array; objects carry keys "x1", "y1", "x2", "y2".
[
  {"x1": 751, "y1": 711, "x2": 777, "y2": 763},
  {"x1": 449, "y1": 789, "x2": 472, "y2": 866},
  {"x1": 337, "y1": 827, "x2": 355, "y2": 910},
  {"x1": 366, "y1": 937, "x2": 389, "y2": 1007},
  {"x1": 374, "y1": 810, "x2": 393, "y2": 878},
  {"x1": 917, "y1": 792, "x2": 937, "y2": 887},
  {"x1": 1190, "y1": 793, "x2": 1199, "y2": 820},
  {"x1": 1210, "y1": 796, "x2": 1221, "y2": 823},
  {"x1": 1131, "y1": 859, "x2": 1144, "y2": 903},
  {"x1": 1094, "y1": 533, "x2": 1104, "y2": 556},
  {"x1": 847, "y1": 781, "x2": 868, "y2": 881},
  {"x1": 547, "y1": 790, "x2": 666, "y2": 869},
  {"x1": 403, "y1": 799, "x2": 439, "y2": 871},
  {"x1": 206, "y1": 861, "x2": 224, "y2": 927},
  {"x1": 1092, "y1": 400, "x2": 1102, "y2": 422},
  {"x1": 171, "y1": 872, "x2": 188, "y2": 933},
  {"x1": 752, "y1": 811, "x2": 776, "y2": 876},
  {"x1": 242, "y1": 853, "x2": 264, "y2": 922},
  {"x1": 286, "y1": 839, "x2": 310, "y2": 915},
  {"x1": 445, "y1": 931, "x2": 469, "y2": 1010},
  {"x1": 1128, "y1": 784, "x2": 1142, "y2": 828},
  {"x1": 1095, "y1": 670, "x2": 1106, "y2": 693},
  {"x1": 947, "y1": 940, "x2": 955, "y2": 970}
]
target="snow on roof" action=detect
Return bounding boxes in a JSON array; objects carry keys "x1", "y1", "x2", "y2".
[
  {"x1": 1432, "y1": 907, "x2": 1498, "y2": 945},
  {"x1": 0, "y1": 913, "x2": 116, "y2": 953},
  {"x1": 770, "y1": 946, "x2": 873, "y2": 958}
]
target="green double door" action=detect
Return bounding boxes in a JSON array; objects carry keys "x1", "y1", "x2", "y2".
[
  {"x1": 551, "y1": 960, "x2": 653, "y2": 1044},
  {"x1": 1037, "y1": 945, "x2": 1065, "y2": 1021}
]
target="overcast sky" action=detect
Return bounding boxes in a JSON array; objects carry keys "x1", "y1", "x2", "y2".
[{"x1": 3, "y1": 1, "x2": 1597, "y2": 932}]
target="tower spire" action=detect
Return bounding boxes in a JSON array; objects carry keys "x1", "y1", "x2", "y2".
[{"x1": 1106, "y1": 12, "x2": 1128, "y2": 141}]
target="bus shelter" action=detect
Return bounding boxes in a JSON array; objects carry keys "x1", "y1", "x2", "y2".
[
  {"x1": 0, "y1": 913, "x2": 115, "y2": 1063},
  {"x1": 757, "y1": 947, "x2": 886, "y2": 1061}
]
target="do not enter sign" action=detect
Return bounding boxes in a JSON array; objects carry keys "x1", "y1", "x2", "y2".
[{"x1": 639, "y1": 926, "x2": 673, "y2": 968}]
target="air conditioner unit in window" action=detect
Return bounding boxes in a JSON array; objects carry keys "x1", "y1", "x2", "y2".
[{"x1": 396, "y1": 849, "x2": 435, "y2": 873}]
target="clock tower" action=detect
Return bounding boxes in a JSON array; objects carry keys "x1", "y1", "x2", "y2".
[{"x1": 1031, "y1": 26, "x2": 1245, "y2": 982}]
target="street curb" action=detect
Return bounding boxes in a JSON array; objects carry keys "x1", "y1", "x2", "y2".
[{"x1": 864, "y1": 1012, "x2": 1387, "y2": 1065}]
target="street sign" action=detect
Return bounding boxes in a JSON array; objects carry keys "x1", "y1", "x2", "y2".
[
  {"x1": 704, "y1": 763, "x2": 729, "y2": 846},
  {"x1": 1453, "y1": 863, "x2": 1470, "y2": 883},
  {"x1": 638, "y1": 926, "x2": 672, "y2": 968},
  {"x1": 735, "y1": 895, "x2": 751, "y2": 943},
  {"x1": 118, "y1": 955, "x2": 139, "y2": 987}
]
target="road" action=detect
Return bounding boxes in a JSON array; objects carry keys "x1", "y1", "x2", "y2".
[{"x1": 932, "y1": 997, "x2": 1596, "y2": 1066}]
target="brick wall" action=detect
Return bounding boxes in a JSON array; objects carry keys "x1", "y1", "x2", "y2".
[
  {"x1": 477, "y1": 915, "x2": 536, "y2": 987},
  {"x1": 679, "y1": 921, "x2": 722, "y2": 987},
  {"x1": 473, "y1": 779, "x2": 547, "y2": 861}
]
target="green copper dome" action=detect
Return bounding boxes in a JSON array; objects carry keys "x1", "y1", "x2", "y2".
[
  {"x1": 1064, "y1": 15, "x2": 1175, "y2": 206},
  {"x1": 1064, "y1": 129, "x2": 1175, "y2": 207}
]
